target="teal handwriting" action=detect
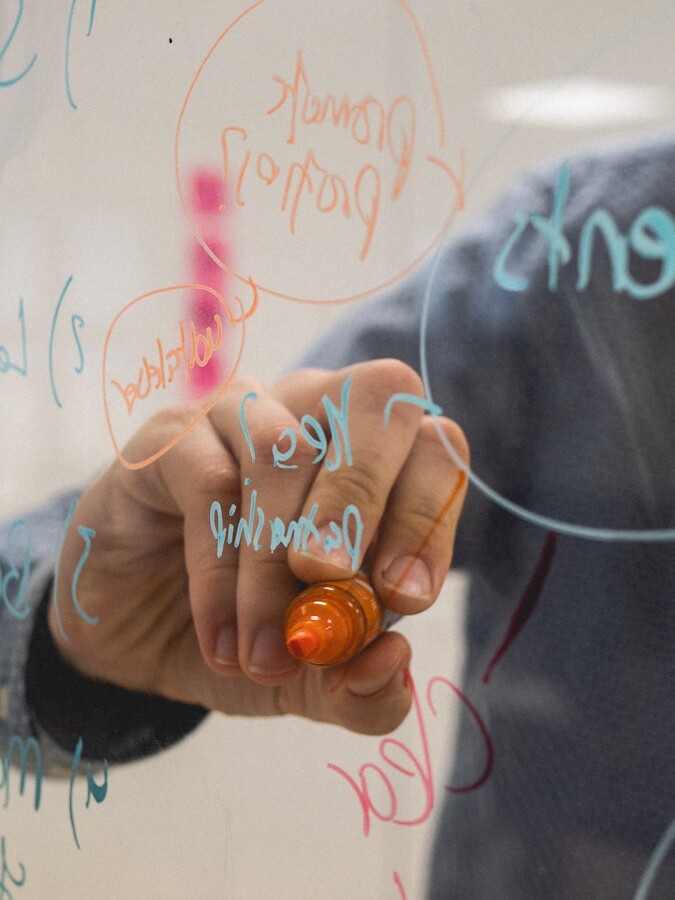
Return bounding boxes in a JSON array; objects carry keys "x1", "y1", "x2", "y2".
[
  {"x1": 0, "y1": 733, "x2": 108, "y2": 851},
  {"x1": 70, "y1": 525, "x2": 98, "y2": 625},
  {"x1": 493, "y1": 162, "x2": 675, "y2": 300},
  {"x1": 0, "y1": 837, "x2": 25, "y2": 900},
  {"x1": 383, "y1": 392, "x2": 442, "y2": 425},
  {"x1": 0, "y1": 736, "x2": 42, "y2": 812},
  {"x1": 240, "y1": 374, "x2": 353, "y2": 470},
  {"x1": 52, "y1": 498, "x2": 98, "y2": 641},
  {"x1": 0, "y1": 299, "x2": 27, "y2": 378},
  {"x1": 49, "y1": 274, "x2": 86, "y2": 408},
  {"x1": 1, "y1": 278, "x2": 84, "y2": 404},
  {"x1": 70, "y1": 314, "x2": 85, "y2": 374},
  {"x1": 65, "y1": 0, "x2": 97, "y2": 110},
  {"x1": 1, "y1": 521, "x2": 31, "y2": 621},
  {"x1": 68, "y1": 737, "x2": 108, "y2": 850},
  {"x1": 210, "y1": 486, "x2": 363, "y2": 571},
  {"x1": 0, "y1": 0, "x2": 97, "y2": 108},
  {"x1": 0, "y1": 1, "x2": 36, "y2": 88}
]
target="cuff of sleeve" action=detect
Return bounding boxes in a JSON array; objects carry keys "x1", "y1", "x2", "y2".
[{"x1": 26, "y1": 590, "x2": 208, "y2": 763}]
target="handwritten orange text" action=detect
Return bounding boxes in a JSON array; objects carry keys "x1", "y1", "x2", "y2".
[
  {"x1": 110, "y1": 315, "x2": 224, "y2": 415},
  {"x1": 267, "y1": 50, "x2": 415, "y2": 200},
  {"x1": 221, "y1": 126, "x2": 380, "y2": 262}
]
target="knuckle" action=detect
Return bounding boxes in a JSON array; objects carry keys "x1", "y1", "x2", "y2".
[
  {"x1": 338, "y1": 691, "x2": 410, "y2": 735},
  {"x1": 248, "y1": 420, "x2": 294, "y2": 457},
  {"x1": 418, "y1": 416, "x2": 470, "y2": 467},
  {"x1": 247, "y1": 421, "x2": 316, "y2": 470},
  {"x1": 383, "y1": 358, "x2": 424, "y2": 398},
  {"x1": 441, "y1": 417, "x2": 470, "y2": 465},
  {"x1": 393, "y1": 502, "x2": 454, "y2": 549},
  {"x1": 359, "y1": 359, "x2": 424, "y2": 407},
  {"x1": 148, "y1": 403, "x2": 194, "y2": 436},
  {"x1": 193, "y1": 459, "x2": 239, "y2": 498},
  {"x1": 273, "y1": 367, "x2": 329, "y2": 396},
  {"x1": 400, "y1": 500, "x2": 442, "y2": 532},
  {"x1": 277, "y1": 430, "x2": 318, "y2": 469},
  {"x1": 319, "y1": 464, "x2": 384, "y2": 518},
  {"x1": 230, "y1": 374, "x2": 265, "y2": 396}
]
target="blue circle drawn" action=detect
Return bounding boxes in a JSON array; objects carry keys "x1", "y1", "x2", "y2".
[{"x1": 419, "y1": 0, "x2": 675, "y2": 543}]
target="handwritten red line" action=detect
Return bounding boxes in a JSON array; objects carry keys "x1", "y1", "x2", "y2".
[
  {"x1": 482, "y1": 531, "x2": 558, "y2": 685},
  {"x1": 393, "y1": 870, "x2": 408, "y2": 899},
  {"x1": 426, "y1": 675, "x2": 494, "y2": 793}
]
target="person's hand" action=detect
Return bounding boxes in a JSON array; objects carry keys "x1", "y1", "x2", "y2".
[{"x1": 50, "y1": 359, "x2": 468, "y2": 735}]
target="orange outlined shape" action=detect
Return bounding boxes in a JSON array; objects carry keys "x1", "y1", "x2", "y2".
[
  {"x1": 102, "y1": 284, "x2": 248, "y2": 470},
  {"x1": 175, "y1": 0, "x2": 467, "y2": 305}
]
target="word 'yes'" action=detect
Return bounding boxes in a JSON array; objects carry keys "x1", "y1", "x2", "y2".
[{"x1": 239, "y1": 373, "x2": 353, "y2": 471}]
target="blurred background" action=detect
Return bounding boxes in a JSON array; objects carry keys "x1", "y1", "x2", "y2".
[{"x1": 1, "y1": 0, "x2": 674, "y2": 896}]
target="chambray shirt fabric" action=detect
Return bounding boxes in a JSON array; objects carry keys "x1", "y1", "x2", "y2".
[
  {"x1": 300, "y1": 134, "x2": 675, "y2": 899},
  {"x1": 0, "y1": 493, "x2": 79, "y2": 775},
  {"x1": 3, "y1": 133, "x2": 675, "y2": 897}
]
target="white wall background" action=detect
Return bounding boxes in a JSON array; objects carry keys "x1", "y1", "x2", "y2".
[{"x1": 1, "y1": 0, "x2": 674, "y2": 896}]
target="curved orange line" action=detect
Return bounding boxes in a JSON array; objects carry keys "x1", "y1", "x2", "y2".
[{"x1": 102, "y1": 284, "x2": 246, "y2": 470}]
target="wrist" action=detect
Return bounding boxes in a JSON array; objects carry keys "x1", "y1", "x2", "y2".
[{"x1": 27, "y1": 592, "x2": 208, "y2": 761}]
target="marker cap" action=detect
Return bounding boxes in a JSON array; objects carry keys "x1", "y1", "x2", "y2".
[{"x1": 284, "y1": 576, "x2": 384, "y2": 667}]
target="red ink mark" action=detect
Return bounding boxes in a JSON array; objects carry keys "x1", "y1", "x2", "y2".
[
  {"x1": 426, "y1": 675, "x2": 493, "y2": 793},
  {"x1": 327, "y1": 669, "x2": 492, "y2": 837},
  {"x1": 393, "y1": 870, "x2": 408, "y2": 899},
  {"x1": 482, "y1": 531, "x2": 557, "y2": 685},
  {"x1": 186, "y1": 168, "x2": 231, "y2": 398}
]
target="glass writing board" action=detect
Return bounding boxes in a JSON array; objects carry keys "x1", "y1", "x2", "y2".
[{"x1": 2, "y1": 1, "x2": 675, "y2": 897}]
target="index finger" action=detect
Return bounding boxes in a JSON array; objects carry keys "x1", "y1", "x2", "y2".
[{"x1": 273, "y1": 359, "x2": 430, "y2": 582}]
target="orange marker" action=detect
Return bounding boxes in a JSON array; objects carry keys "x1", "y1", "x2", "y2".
[{"x1": 285, "y1": 573, "x2": 391, "y2": 667}]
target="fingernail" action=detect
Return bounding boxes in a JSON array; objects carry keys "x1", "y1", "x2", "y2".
[
  {"x1": 249, "y1": 622, "x2": 296, "y2": 676},
  {"x1": 214, "y1": 625, "x2": 239, "y2": 667},
  {"x1": 304, "y1": 526, "x2": 354, "y2": 570},
  {"x1": 382, "y1": 556, "x2": 432, "y2": 601}
]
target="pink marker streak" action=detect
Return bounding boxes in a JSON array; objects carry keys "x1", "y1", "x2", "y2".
[{"x1": 185, "y1": 169, "x2": 230, "y2": 397}]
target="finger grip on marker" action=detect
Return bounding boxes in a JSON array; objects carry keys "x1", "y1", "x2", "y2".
[{"x1": 285, "y1": 573, "x2": 387, "y2": 667}]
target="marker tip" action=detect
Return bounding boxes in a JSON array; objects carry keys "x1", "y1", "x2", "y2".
[{"x1": 287, "y1": 627, "x2": 321, "y2": 660}]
